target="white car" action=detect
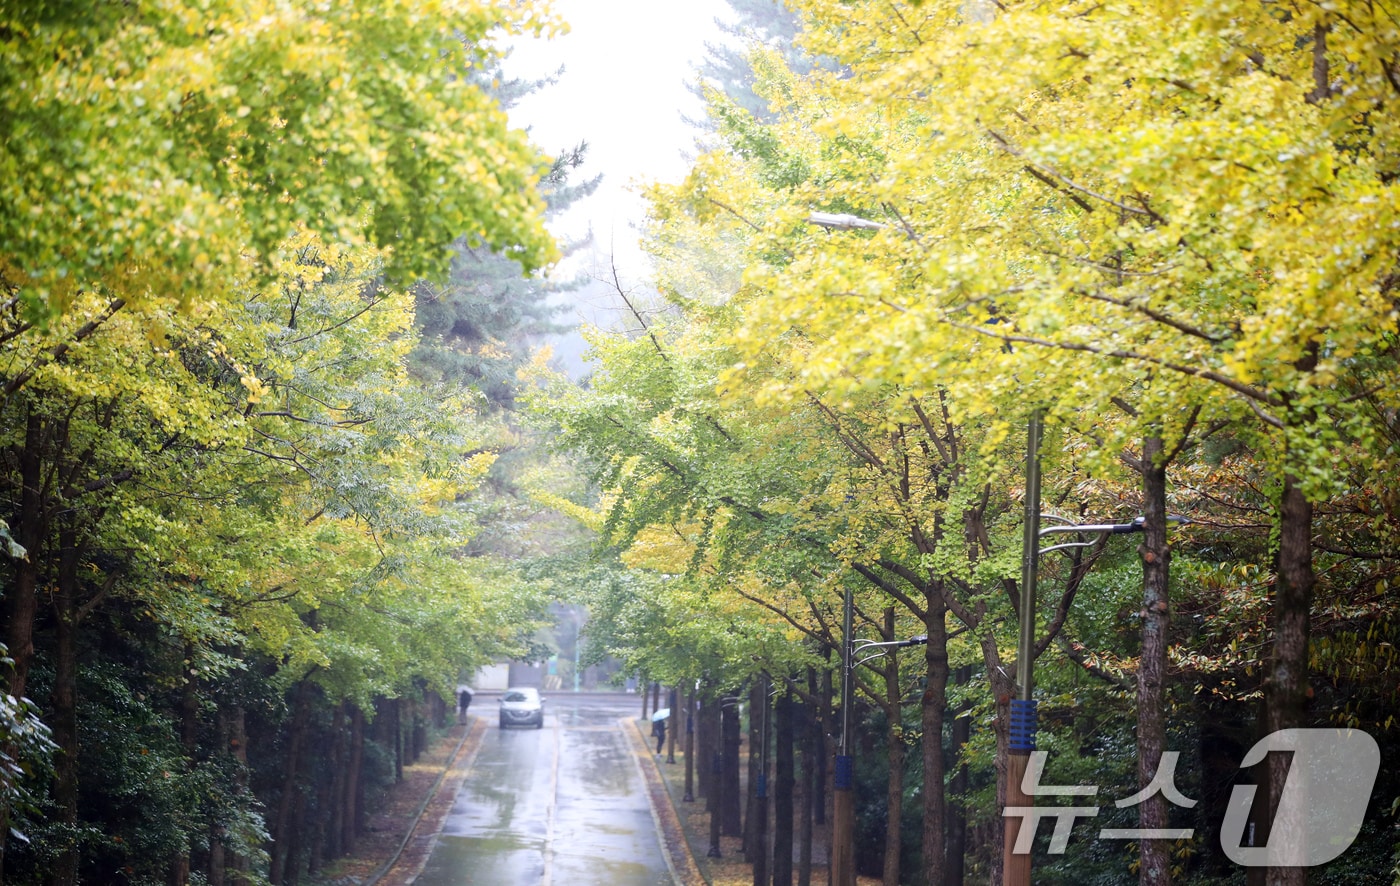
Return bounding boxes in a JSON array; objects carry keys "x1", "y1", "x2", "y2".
[{"x1": 498, "y1": 687, "x2": 544, "y2": 729}]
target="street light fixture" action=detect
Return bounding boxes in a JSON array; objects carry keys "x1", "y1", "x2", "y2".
[
  {"x1": 1006, "y1": 420, "x2": 1189, "y2": 886},
  {"x1": 801, "y1": 208, "x2": 1191, "y2": 885},
  {"x1": 832, "y1": 622, "x2": 931, "y2": 886},
  {"x1": 805, "y1": 208, "x2": 900, "y2": 886},
  {"x1": 807, "y1": 211, "x2": 889, "y2": 231}
]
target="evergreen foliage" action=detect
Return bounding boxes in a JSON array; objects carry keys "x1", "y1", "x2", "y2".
[{"x1": 527, "y1": 2, "x2": 1400, "y2": 884}]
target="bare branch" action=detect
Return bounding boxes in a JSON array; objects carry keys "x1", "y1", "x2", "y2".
[
  {"x1": 987, "y1": 129, "x2": 1162, "y2": 222},
  {"x1": 706, "y1": 197, "x2": 765, "y2": 233},
  {"x1": 806, "y1": 392, "x2": 889, "y2": 471},
  {"x1": 285, "y1": 292, "x2": 388, "y2": 344},
  {"x1": 3, "y1": 297, "x2": 127, "y2": 399},
  {"x1": 945, "y1": 319, "x2": 1280, "y2": 407},
  {"x1": 605, "y1": 258, "x2": 670, "y2": 363},
  {"x1": 1071, "y1": 286, "x2": 1229, "y2": 343},
  {"x1": 853, "y1": 562, "x2": 929, "y2": 621},
  {"x1": 1056, "y1": 635, "x2": 1132, "y2": 689}
]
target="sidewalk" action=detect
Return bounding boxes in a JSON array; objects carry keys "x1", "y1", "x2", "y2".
[
  {"x1": 310, "y1": 717, "x2": 486, "y2": 886},
  {"x1": 624, "y1": 717, "x2": 875, "y2": 886}
]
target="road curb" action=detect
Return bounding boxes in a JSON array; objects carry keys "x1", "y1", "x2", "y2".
[
  {"x1": 365, "y1": 716, "x2": 487, "y2": 886},
  {"x1": 624, "y1": 717, "x2": 707, "y2": 886}
]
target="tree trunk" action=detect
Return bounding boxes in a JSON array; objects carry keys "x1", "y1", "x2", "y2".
[
  {"x1": 209, "y1": 704, "x2": 235, "y2": 886},
  {"x1": 343, "y1": 705, "x2": 365, "y2": 852},
  {"x1": 228, "y1": 702, "x2": 251, "y2": 886},
  {"x1": 710, "y1": 751, "x2": 724, "y2": 858},
  {"x1": 774, "y1": 684, "x2": 795, "y2": 886},
  {"x1": 705, "y1": 687, "x2": 723, "y2": 858},
  {"x1": 411, "y1": 695, "x2": 427, "y2": 762},
  {"x1": 667, "y1": 686, "x2": 678, "y2": 763},
  {"x1": 684, "y1": 684, "x2": 696, "y2": 803},
  {"x1": 816, "y1": 660, "x2": 830, "y2": 826},
  {"x1": 920, "y1": 591, "x2": 951, "y2": 886},
  {"x1": 5, "y1": 409, "x2": 47, "y2": 703},
  {"x1": 946, "y1": 665, "x2": 973, "y2": 886},
  {"x1": 325, "y1": 703, "x2": 347, "y2": 861},
  {"x1": 722, "y1": 692, "x2": 743, "y2": 836},
  {"x1": 393, "y1": 697, "x2": 404, "y2": 782},
  {"x1": 1265, "y1": 476, "x2": 1313, "y2": 886},
  {"x1": 50, "y1": 523, "x2": 81, "y2": 886},
  {"x1": 746, "y1": 678, "x2": 765, "y2": 866},
  {"x1": 700, "y1": 691, "x2": 717, "y2": 807},
  {"x1": 0, "y1": 409, "x2": 51, "y2": 880},
  {"x1": 285, "y1": 778, "x2": 308, "y2": 886},
  {"x1": 749, "y1": 678, "x2": 768, "y2": 886},
  {"x1": 309, "y1": 703, "x2": 346, "y2": 874},
  {"x1": 1138, "y1": 436, "x2": 1173, "y2": 886},
  {"x1": 170, "y1": 639, "x2": 201, "y2": 886},
  {"x1": 981, "y1": 631, "x2": 1017, "y2": 886},
  {"x1": 798, "y1": 667, "x2": 817, "y2": 886},
  {"x1": 270, "y1": 680, "x2": 314, "y2": 885},
  {"x1": 881, "y1": 608, "x2": 903, "y2": 886}
]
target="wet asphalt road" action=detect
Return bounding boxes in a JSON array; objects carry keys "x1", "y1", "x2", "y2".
[{"x1": 412, "y1": 693, "x2": 672, "y2": 886}]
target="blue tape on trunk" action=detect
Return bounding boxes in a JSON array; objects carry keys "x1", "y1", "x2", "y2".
[
  {"x1": 1009, "y1": 698, "x2": 1038, "y2": 752},
  {"x1": 834, "y1": 754, "x2": 854, "y2": 790}
]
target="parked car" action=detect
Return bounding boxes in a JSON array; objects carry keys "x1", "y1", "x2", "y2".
[{"x1": 498, "y1": 687, "x2": 544, "y2": 729}]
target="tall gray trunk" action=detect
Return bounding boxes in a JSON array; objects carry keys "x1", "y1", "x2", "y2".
[
  {"x1": 1264, "y1": 477, "x2": 1313, "y2": 886},
  {"x1": 749, "y1": 679, "x2": 768, "y2": 886},
  {"x1": 920, "y1": 592, "x2": 950, "y2": 886},
  {"x1": 1138, "y1": 436, "x2": 1172, "y2": 886},
  {"x1": 946, "y1": 665, "x2": 973, "y2": 886},
  {"x1": 747, "y1": 678, "x2": 765, "y2": 871},
  {"x1": 798, "y1": 667, "x2": 816, "y2": 886},
  {"x1": 50, "y1": 523, "x2": 80, "y2": 886},
  {"x1": 722, "y1": 694, "x2": 743, "y2": 835},
  {"x1": 774, "y1": 684, "x2": 795, "y2": 886},
  {"x1": 881, "y1": 607, "x2": 903, "y2": 886},
  {"x1": 343, "y1": 706, "x2": 364, "y2": 853},
  {"x1": 270, "y1": 680, "x2": 313, "y2": 884},
  {"x1": 684, "y1": 683, "x2": 696, "y2": 802}
]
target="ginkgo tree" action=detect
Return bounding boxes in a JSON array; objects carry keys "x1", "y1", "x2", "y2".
[
  {"x1": 0, "y1": 223, "x2": 552, "y2": 882},
  {"x1": 637, "y1": 0, "x2": 1400, "y2": 883},
  {"x1": 1, "y1": 0, "x2": 558, "y2": 359}
]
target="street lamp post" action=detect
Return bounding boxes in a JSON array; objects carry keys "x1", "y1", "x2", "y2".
[
  {"x1": 1006, "y1": 413, "x2": 1043, "y2": 886},
  {"x1": 831, "y1": 593, "x2": 931, "y2": 886},
  {"x1": 1005, "y1": 414, "x2": 1185, "y2": 886},
  {"x1": 802, "y1": 208, "x2": 1179, "y2": 885}
]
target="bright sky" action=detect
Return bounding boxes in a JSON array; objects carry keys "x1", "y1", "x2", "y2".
[{"x1": 504, "y1": 0, "x2": 729, "y2": 285}]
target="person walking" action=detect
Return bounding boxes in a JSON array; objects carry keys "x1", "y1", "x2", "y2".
[
  {"x1": 457, "y1": 686, "x2": 474, "y2": 723},
  {"x1": 651, "y1": 715, "x2": 667, "y2": 755}
]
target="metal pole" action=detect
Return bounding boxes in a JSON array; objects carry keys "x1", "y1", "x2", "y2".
[
  {"x1": 1005, "y1": 410, "x2": 1042, "y2": 886},
  {"x1": 1017, "y1": 410, "x2": 1043, "y2": 702},
  {"x1": 831, "y1": 582, "x2": 856, "y2": 886}
]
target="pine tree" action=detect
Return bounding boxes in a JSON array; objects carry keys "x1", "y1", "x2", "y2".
[
  {"x1": 696, "y1": 0, "x2": 815, "y2": 122},
  {"x1": 410, "y1": 67, "x2": 600, "y2": 409}
]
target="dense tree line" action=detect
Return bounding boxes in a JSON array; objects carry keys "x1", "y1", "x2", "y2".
[
  {"x1": 0, "y1": 2, "x2": 584, "y2": 884},
  {"x1": 531, "y1": 2, "x2": 1400, "y2": 885}
]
